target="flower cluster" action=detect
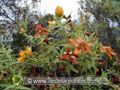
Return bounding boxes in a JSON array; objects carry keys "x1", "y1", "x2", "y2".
[
  {"x1": 58, "y1": 37, "x2": 93, "y2": 65},
  {"x1": 58, "y1": 47, "x2": 80, "y2": 65},
  {"x1": 35, "y1": 24, "x2": 49, "y2": 35},
  {"x1": 17, "y1": 46, "x2": 32, "y2": 62},
  {"x1": 100, "y1": 45, "x2": 116, "y2": 59},
  {"x1": 69, "y1": 37, "x2": 92, "y2": 56}
]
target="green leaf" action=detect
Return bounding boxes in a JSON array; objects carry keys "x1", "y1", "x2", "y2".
[
  {"x1": 0, "y1": 84, "x2": 32, "y2": 90},
  {"x1": 70, "y1": 64, "x2": 78, "y2": 73},
  {"x1": 4, "y1": 85, "x2": 15, "y2": 90},
  {"x1": 66, "y1": 63, "x2": 71, "y2": 75},
  {"x1": 66, "y1": 63, "x2": 78, "y2": 75},
  {"x1": 16, "y1": 85, "x2": 32, "y2": 90},
  {"x1": 0, "y1": 84, "x2": 13, "y2": 87},
  {"x1": 80, "y1": 14, "x2": 84, "y2": 24}
]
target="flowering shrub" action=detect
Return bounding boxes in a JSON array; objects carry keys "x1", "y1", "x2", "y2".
[{"x1": 0, "y1": 6, "x2": 120, "y2": 90}]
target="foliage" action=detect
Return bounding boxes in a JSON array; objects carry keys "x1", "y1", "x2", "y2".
[
  {"x1": 0, "y1": 0, "x2": 41, "y2": 41},
  {"x1": 78, "y1": 0, "x2": 120, "y2": 54}
]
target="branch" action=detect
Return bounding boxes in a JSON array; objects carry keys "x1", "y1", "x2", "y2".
[{"x1": 0, "y1": 5, "x2": 17, "y2": 24}]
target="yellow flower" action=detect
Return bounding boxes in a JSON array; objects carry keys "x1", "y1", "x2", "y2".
[
  {"x1": 48, "y1": 21, "x2": 56, "y2": 26},
  {"x1": 25, "y1": 46, "x2": 32, "y2": 56},
  {"x1": 19, "y1": 50, "x2": 27, "y2": 59},
  {"x1": 17, "y1": 46, "x2": 32, "y2": 62},
  {"x1": 55, "y1": 6, "x2": 64, "y2": 17},
  {"x1": 17, "y1": 57, "x2": 25, "y2": 62}
]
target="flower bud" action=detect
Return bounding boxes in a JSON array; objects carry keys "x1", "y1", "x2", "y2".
[{"x1": 55, "y1": 6, "x2": 64, "y2": 17}]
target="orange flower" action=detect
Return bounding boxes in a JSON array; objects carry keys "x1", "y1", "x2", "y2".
[
  {"x1": 58, "y1": 47, "x2": 80, "y2": 65},
  {"x1": 35, "y1": 24, "x2": 49, "y2": 35},
  {"x1": 69, "y1": 37, "x2": 92, "y2": 56},
  {"x1": 100, "y1": 46, "x2": 116, "y2": 60}
]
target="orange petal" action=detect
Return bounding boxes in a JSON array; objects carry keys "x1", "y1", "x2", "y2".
[
  {"x1": 86, "y1": 43, "x2": 92, "y2": 47},
  {"x1": 35, "y1": 24, "x2": 41, "y2": 31},
  {"x1": 100, "y1": 47, "x2": 106, "y2": 53},
  {"x1": 78, "y1": 37, "x2": 84, "y2": 42},
  {"x1": 80, "y1": 43, "x2": 92, "y2": 53},
  {"x1": 83, "y1": 48, "x2": 92, "y2": 53},
  {"x1": 111, "y1": 51, "x2": 116, "y2": 56},
  {"x1": 74, "y1": 47, "x2": 81, "y2": 56},
  {"x1": 69, "y1": 39, "x2": 78, "y2": 45},
  {"x1": 41, "y1": 30, "x2": 49, "y2": 35},
  {"x1": 106, "y1": 53, "x2": 112, "y2": 60},
  {"x1": 35, "y1": 31, "x2": 40, "y2": 36}
]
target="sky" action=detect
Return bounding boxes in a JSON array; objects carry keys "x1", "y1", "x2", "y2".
[
  {"x1": 39, "y1": 0, "x2": 80, "y2": 20},
  {"x1": 0, "y1": 0, "x2": 80, "y2": 21}
]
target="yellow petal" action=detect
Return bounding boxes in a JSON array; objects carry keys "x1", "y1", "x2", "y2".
[
  {"x1": 48, "y1": 21, "x2": 56, "y2": 26},
  {"x1": 18, "y1": 57, "x2": 25, "y2": 62},
  {"x1": 19, "y1": 50, "x2": 27, "y2": 58},
  {"x1": 26, "y1": 46, "x2": 32, "y2": 56}
]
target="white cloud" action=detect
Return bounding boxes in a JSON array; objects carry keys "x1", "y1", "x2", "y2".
[{"x1": 39, "y1": 0, "x2": 80, "y2": 20}]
